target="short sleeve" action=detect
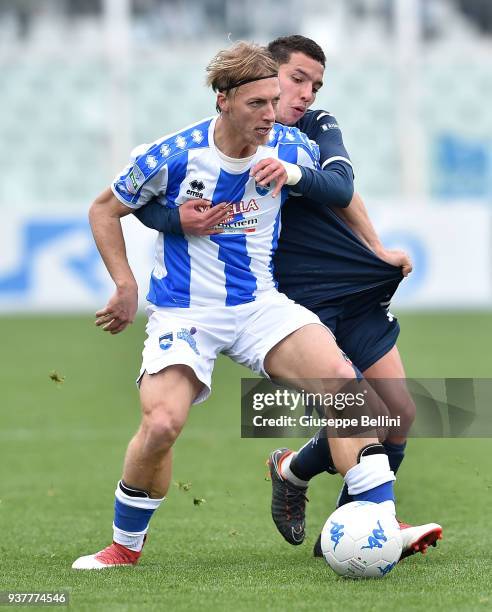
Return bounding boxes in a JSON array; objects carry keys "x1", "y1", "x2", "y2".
[{"x1": 111, "y1": 145, "x2": 169, "y2": 209}]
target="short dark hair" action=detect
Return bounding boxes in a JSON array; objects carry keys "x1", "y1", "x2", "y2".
[{"x1": 268, "y1": 35, "x2": 326, "y2": 67}]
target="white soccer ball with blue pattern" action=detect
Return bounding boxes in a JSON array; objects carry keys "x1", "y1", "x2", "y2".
[{"x1": 321, "y1": 501, "x2": 402, "y2": 578}]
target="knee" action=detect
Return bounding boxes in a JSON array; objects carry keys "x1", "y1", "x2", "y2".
[
  {"x1": 320, "y1": 361, "x2": 356, "y2": 394},
  {"x1": 140, "y1": 402, "x2": 184, "y2": 452},
  {"x1": 333, "y1": 360, "x2": 357, "y2": 381},
  {"x1": 384, "y1": 380, "x2": 417, "y2": 425},
  {"x1": 399, "y1": 396, "x2": 416, "y2": 428}
]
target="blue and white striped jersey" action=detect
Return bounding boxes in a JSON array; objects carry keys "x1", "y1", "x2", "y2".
[{"x1": 112, "y1": 116, "x2": 319, "y2": 307}]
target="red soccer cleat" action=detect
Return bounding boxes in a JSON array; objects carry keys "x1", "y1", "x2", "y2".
[
  {"x1": 72, "y1": 541, "x2": 143, "y2": 570},
  {"x1": 398, "y1": 520, "x2": 443, "y2": 560}
]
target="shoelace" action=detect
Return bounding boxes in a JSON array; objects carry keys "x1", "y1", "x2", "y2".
[{"x1": 283, "y1": 481, "x2": 308, "y2": 519}]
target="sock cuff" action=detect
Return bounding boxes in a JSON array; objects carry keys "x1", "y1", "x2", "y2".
[
  {"x1": 112, "y1": 523, "x2": 148, "y2": 537},
  {"x1": 115, "y1": 481, "x2": 165, "y2": 510},
  {"x1": 383, "y1": 440, "x2": 407, "y2": 452},
  {"x1": 280, "y1": 452, "x2": 309, "y2": 488},
  {"x1": 344, "y1": 454, "x2": 395, "y2": 496}
]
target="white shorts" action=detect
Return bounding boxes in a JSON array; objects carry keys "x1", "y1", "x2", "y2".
[{"x1": 138, "y1": 290, "x2": 324, "y2": 404}]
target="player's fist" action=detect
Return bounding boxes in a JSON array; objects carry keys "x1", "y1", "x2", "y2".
[{"x1": 377, "y1": 248, "x2": 413, "y2": 277}]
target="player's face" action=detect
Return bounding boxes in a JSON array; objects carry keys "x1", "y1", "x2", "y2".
[
  {"x1": 220, "y1": 78, "x2": 281, "y2": 154},
  {"x1": 276, "y1": 52, "x2": 324, "y2": 125}
]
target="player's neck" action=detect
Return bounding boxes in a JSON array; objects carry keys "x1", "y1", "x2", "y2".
[{"x1": 214, "y1": 116, "x2": 257, "y2": 159}]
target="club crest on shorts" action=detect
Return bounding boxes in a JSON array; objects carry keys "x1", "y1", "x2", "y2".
[
  {"x1": 159, "y1": 332, "x2": 174, "y2": 350},
  {"x1": 159, "y1": 327, "x2": 199, "y2": 354}
]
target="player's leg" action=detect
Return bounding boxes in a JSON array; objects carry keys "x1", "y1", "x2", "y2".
[
  {"x1": 365, "y1": 345, "x2": 413, "y2": 444},
  {"x1": 315, "y1": 305, "x2": 441, "y2": 558},
  {"x1": 72, "y1": 305, "x2": 219, "y2": 570},
  {"x1": 72, "y1": 365, "x2": 202, "y2": 569},
  {"x1": 329, "y1": 293, "x2": 408, "y2": 507},
  {"x1": 336, "y1": 346, "x2": 413, "y2": 503},
  {"x1": 264, "y1": 321, "x2": 395, "y2": 490},
  {"x1": 122, "y1": 366, "x2": 201, "y2": 497},
  {"x1": 234, "y1": 294, "x2": 396, "y2": 545},
  {"x1": 277, "y1": 290, "x2": 404, "y2": 506},
  {"x1": 265, "y1": 320, "x2": 392, "y2": 544},
  {"x1": 264, "y1": 321, "x2": 385, "y2": 471},
  {"x1": 361, "y1": 348, "x2": 441, "y2": 558},
  {"x1": 266, "y1": 300, "x2": 349, "y2": 495}
]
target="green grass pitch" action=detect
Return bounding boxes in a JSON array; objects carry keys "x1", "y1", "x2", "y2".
[{"x1": 1, "y1": 312, "x2": 491, "y2": 611}]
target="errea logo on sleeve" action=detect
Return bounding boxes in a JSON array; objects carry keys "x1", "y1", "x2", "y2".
[
  {"x1": 191, "y1": 129, "x2": 204, "y2": 144},
  {"x1": 145, "y1": 155, "x2": 158, "y2": 169}
]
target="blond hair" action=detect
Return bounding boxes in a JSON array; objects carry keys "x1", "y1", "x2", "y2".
[{"x1": 206, "y1": 41, "x2": 278, "y2": 93}]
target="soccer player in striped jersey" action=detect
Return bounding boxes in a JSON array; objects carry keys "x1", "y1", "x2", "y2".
[
  {"x1": 134, "y1": 36, "x2": 442, "y2": 561},
  {"x1": 72, "y1": 42, "x2": 404, "y2": 570}
]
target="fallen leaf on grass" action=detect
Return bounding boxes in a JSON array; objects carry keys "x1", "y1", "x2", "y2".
[{"x1": 49, "y1": 371, "x2": 65, "y2": 385}]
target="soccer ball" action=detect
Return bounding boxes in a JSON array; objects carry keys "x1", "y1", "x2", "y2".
[{"x1": 320, "y1": 501, "x2": 402, "y2": 579}]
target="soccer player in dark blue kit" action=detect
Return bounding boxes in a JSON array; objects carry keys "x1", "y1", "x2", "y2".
[{"x1": 133, "y1": 35, "x2": 442, "y2": 560}]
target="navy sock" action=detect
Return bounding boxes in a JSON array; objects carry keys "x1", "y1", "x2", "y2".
[
  {"x1": 383, "y1": 440, "x2": 406, "y2": 474},
  {"x1": 290, "y1": 428, "x2": 336, "y2": 481}
]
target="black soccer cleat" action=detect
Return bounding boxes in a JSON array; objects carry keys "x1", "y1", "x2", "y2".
[
  {"x1": 313, "y1": 532, "x2": 323, "y2": 558},
  {"x1": 267, "y1": 448, "x2": 308, "y2": 545}
]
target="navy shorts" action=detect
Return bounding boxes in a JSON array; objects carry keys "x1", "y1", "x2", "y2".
[{"x1": 311, "y1": 281, "x2": 400, "y2": 373}]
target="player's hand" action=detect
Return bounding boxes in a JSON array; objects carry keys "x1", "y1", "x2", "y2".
[
  {"x1": 251, "y1": 158, "x2": 288, "y2": 197},
  {"x1": 179, "y1": 199, "x2": 232, "y2": 235},
  {"x1": 376, "y1": 248, "x2": 413, "y2": 277},
  {"x1": 95, "y1": 283, "x2": 138, "y2": 335}
]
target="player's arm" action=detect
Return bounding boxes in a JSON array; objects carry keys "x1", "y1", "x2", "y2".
[
  {"x1": 252, "y1": 112, "x2": 354, "y2": 207},
  {"x1": 134, "y1": 204, "x2": 182, "y2": 234},
  {"x1": 89, "y1": 188, "x2": 138, "y2": 334},
  {"x1": 334, "y1": 192, "x2": 412, "y2": 276},
  {"x1": 92, "y1": 146, "x2": 170, "y2": 333},
  {"x1": 134, "y1": 199, "x2": 231, "y2": 235}
]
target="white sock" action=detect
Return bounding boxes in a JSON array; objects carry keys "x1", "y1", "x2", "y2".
[
  {"x1": 113, "y1": 482, "x2": 165, "y2": 552},
  {"x1": 380, "y1": 500, "x2": 396, "y2": 517},
  {"x1": 113, "y1": 524, "x2": 147, "y2": 552},
  {"x1": 280, "y1": 452, "x2": 309, "y2": 488},
  {"x1": 344, "y1": 453, "x2": 395, "y2": 496}
]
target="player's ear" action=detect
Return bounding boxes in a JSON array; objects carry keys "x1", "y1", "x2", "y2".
[{"x1": 216, "y1": 92, "x2": 228, "y2": 114}]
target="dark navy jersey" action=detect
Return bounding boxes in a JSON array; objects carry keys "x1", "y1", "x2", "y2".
[
  {"x1": 274, "y1": 109, "x2": 402, "y2": 307},
  {"x1": 297, "y1": 110, "x2": 353, "y2": 173}
]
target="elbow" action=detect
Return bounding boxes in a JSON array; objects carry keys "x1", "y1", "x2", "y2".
[
  {"x1": 335, "y1": 182, "x2": 354, "y2": 209},
  {"x1": 88, "y1": 197, "x2": 104, "y2": 229},
  {"x1": 88, "y1": 187, "x2": 118, "y2": 227},
  {"x1": 88, "y1": 200, "x2": 98, "y2": 228},
  {"x1": 88, "y1": 195, "x2": 109, "y2": 232}
]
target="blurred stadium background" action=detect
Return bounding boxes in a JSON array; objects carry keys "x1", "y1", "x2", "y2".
[{"x1": 1, "y1": 0, "x2": 491, "y2": 313}]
